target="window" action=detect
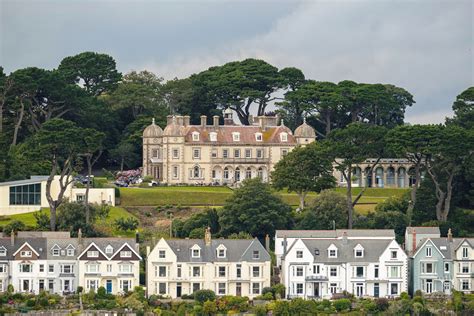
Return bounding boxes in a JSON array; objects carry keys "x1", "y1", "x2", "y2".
[
  {"x1": 390, "y1": 283, "x2": 399, "y2": 295},
  {"x1": 426, "y1": 247, "x2": 432, "y2": 257},
  {"x1": 330, "y1": 267, "x2": 337, "y2": 277},
  {"x1": 218, "y1": 266, "x2": 226, "y2": 277},
  {"x1": 76, "y1": 194, "x2": 85, "y2": 203},
  {"x1": 223, "y1": 149, "x2": 229, "y2": 158},
  {"x1": 107, "y1": 264, "x2": 112, "y2": 272},
  {"x1": 9, "y1": 183, "x2": 41, "y2": 205},
  {"x1": 236, "y1": 282, "x2": 242, "y2": 296},
  {"x1": 120, "y1": 280, "x2": 131, "y2": 292},
  {"x1": 86, "y1": 264, "x2": 99, "y2": 273},
  {"x1": 21, "y1": 250, "x2": 32, "y2": 257},
  {"x1": 211, "y1": 149, "x2": 218, "y2": 158},
  {"x1": 192, "y1": 132, "x2": 200, "y2": 141},
  {"x1": 173, "y1": 166, "x2": 179, "y2": 179},
  {"x1": 252, "y1": 282, "x2": 261, "y2": 295},
  {"x1": 193, "y1": 266, "x2": 201, "y2": 277},
  {"x1": 120, "y1": 251, "x2": 132, "y2": 258},
  {"x1": 152, "y1": 149, "x2": 159, "y2": 158},
  {"x1": 355, "y1": 266, "x2": 364, "y2": 278},
  {"x1": 177, "y1": 264, "x2": 182, "y2": 278},
  {"x1": 223, "y1": 167, "x2": 229, "y2": 179},
  {"x1": 232, "y1": 132, "x2": 240, "y2": 141},
  {"x1": 159, "y1": 250, "x2": 166, "y2": 259},
  {"x1": 314, "y1": 249, "x2": 320, "y2": 256},
  {"x1": 0, "y1": 247, "x2": 6, "y2": 256},
  {"x1": 193, "y1": 148, "x2": 201, "y2": 159},
  {"x1": 255, "y1": 133, "x2": 263, "y2": 141},
  {"x1": 217, "y1": 248, "x2": 226, "y2": 258},
  {"x1": 280, "y1": 132, "x2": 288, "y2": 142},
  {"x1": 38, "y1": 279, "x2": 44, "y2": 291},
  {"x1": 192, "y1": 248, "x2": 200, "y2": 258},
  {"x1": 0, "y1": 264, "x2": 7, "y2": 273},
  {"x1": 313, "y1": 265, "x2": 320, "y2": 274},
  {"x1": 210, "y1": 132, "x2": 217, "y2": 142},
  {"x1": 329, "y1": 249, "x2": 337, "y2": 258},
  {"x1": 296, "y1": 283, "x2": 303, "y2": 294},
  {"x1": 172, "y1": 148, "x2": 179, "y2": 159},
  {"x1": 462, "y1": 247, "x2": 469, "y2": 258},
  {"x1": 252, "y1": 266, "x2": 260, "y2": 277},
  {"x1": 355, "y1": 249, "x2": 363, "y2": 258},
  {"x1": 296, "y1": 267, "x2": 303, "y2": 276},
  {"x1": 253, "y1": 250, "x2": 260, "y2": 259},
  {"x1": 87, "y1": 251, "x2": 99, "y2": 258},
  {"x1": 236, "y1": 264, "x2": 241, "y2": 278},
  {"x1": 20, "y1": 264, "x2": 32, "y2": 273},
  {"x1": 61, "y1": 265, "x2": 73, "y2": 274},
  {"x1": 462, "y1": 280, "x2": 470, "y2": 291},
  {"x1": 119, "y1": 264, "x2": 132, "y2": 273},
  {"x1": 105, "y1": 245, "x2": 113, "y2": 254},
  {"x1": 158, "y1": 266, "x2": 167, "y2": 277},
  {"x1": 192, "y1": 283, "x2": 201, "y2": 292},
  {"x1": 245, "y1": 149, "x2": 252, "y2": 158},
  {"x1": 39, "y1": 264, "x2": 44, "y2": 272},
  {"x1": 296, "y1": 250, "x2": 303, "y2": 258},
  {"x1": 67, "y1": 248, "x2": 74, "y2": 256},
  {"x1": 422, "y1": 263, "x2": 434, "y2": 274},
  {"x1": 246, "y1": 168, "x2": 252, "y2": 179},
  {"x1": 218, "y1": 283, "x2": 226, "y2": 295},
  {"x1": 234, "y1": 149, "x2": 240, "y2": 158},
  {"x1": 330, "y1": 283, "x2": 337, "y2": 294},
  {"x1": 192, "y1": 166, "x2": 201, "y2": 178},
  {"x1": 157, "y1": 282, "x2": 166, "y2": 294},
  {"x1": 374, "y1": 265, "x2": 379, "y2": 278},
  {"x1": 281, "y1": 148, "x2": 288, "y2": 156},
  {"x1": 461, "y1": 263, "x2": 470, "y2": 274},
  {"x1": 445, "y1": 263, "x2": 450, "y2": 272},
  {"x1": 256, "y1": 149, "x2": 263, "y2": 158},
  {"x1": 391, "y1": 251, "x2": 398, "y2": 259},
  {"x1": 389, "y1": 266, "x2": 400, "y2": 278},
  {"x1": 48, "y1": 279, "x2": 54, "y2": 292}
]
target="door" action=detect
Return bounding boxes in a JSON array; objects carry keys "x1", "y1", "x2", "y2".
[
  {"x1": 356, "y1": 283, "x2": 364, "y2": 297},
  {"x1": 176, "y1": 283, "x2": 182, "y2": 298},
  {"x1": 374, "y1": 283, "x2": 379, "y2": 297},
  {"x1": 426, "y1": 279, "x2": 433, "y2": 294},
  {"x1": 236, "y1": 283, "x2": 242, "y2": 296},
  {"x1": 314, "y1": 283, "x2": 320, "y2": 298},
  {"x1": 106, "y1": 280, "x2": 112, "y2": 294}
]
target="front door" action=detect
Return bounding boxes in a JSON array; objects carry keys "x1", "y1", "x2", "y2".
[
  {"x1": 106, "y1": 280, "x2": 112, "y2": 294},
  {"x1": 314, "y1": 283, "x2": 320, "y2": 297},
  {"x1": 426, "y1": 279, "x2": 433, "y2": 294},
  {"x1": 356, "y1": 283, "x2": 364, "y2": 297},
  {"x1": 236, "y1": 283, "x2": 242, "y2": 296},
  {"x1": 176, "y1": 283, "x2": 182, "y2": 297},
  {"x1": 374, "y1": 283, "x2": 379, "y2": 297}
]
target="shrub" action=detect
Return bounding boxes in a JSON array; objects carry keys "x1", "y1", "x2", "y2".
[
  {"x1": 203, "y1": 300, "x2": 217, "y2": 315},
  {"x1": 251, "y1": 304, "x2": 267, "y2": 316},
  {"x1": 194, "y1": 290, "x2": 216, "y2": 304},
  {"x1": 188, "y1": 227, "x2": 205, "y2": 239},
  {"x1": 114, "y1": 217, "x2": 139, "y2": 231},
  {"x1": 272, "y1": 300, "x2": 290, "y2": 316},
  {"x1": 333, "y1": 298, "x2": 351, "y2": 312},
  {"x1": 375, "y1": 297, "x2": 389, "y2": 311},
  {"x1": 97, "y1": 286, "x2": 107, "y2": 298},
  {"x1": 400, "y1": 292, "x2": 410, "y2": 299},
  {"x1": 272, "y1": 284, "x2": 286, "y2": 299},
  {"x1": 3, "y1": 220, "x2": 26, "y2": 236}
]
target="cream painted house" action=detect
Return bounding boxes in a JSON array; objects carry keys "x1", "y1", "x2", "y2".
[
  {"x1": 146, "y1": 229, "x2": 271, "y2": 299},
  {"x1": 142, "y1": 110, "x2": 316, "y2": 185},
  {"x1": 0, "y1": 176, "x2": 115, "y2": 215}
]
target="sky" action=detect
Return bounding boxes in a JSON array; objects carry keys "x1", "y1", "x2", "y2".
[{"x1": 1, "y1": 0, "x2": 473, "y2": 124}]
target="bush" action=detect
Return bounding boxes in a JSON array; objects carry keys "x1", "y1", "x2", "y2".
[
  {"x1": 188, "y1": 227, "x2": 205, "y2": 239},
  {"x1": 333, "y1": 298, "x2": 351, "y2": 312},
  {"x1": 251, "y1": 304, "x2": 267, "y2": 316},
  {"x1": 3, "y1": 220, "x2": 26, "y2": 236},
  {"x1": 202, "y1": 300, "x2": 217, "y2": 315},
  {"x1": 114, "y1": 217, "x2": 139, "y2": 231},
  {"x1": 194, "y1": 290, "x2": 216, "y2": 304},
  {"x1": 375, "y1": 297, "x2": 389, "y2": 311}
]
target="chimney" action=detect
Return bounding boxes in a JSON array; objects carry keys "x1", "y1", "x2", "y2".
[
  {"x1": 204, "y1": 227, "x2": 211, "y2": 246},
  {"x1": 213, "y1": 115, "x2": 219, "y2": 127},
  {"x1": 283, "y1": 235, "x2": 287, "y2": 257},
  {"x1": 265, "y1": 234, "x2": 270, "y2": 252},
  {"x1": 259, "y1": 116, "x2": 265, "y2": 129},
  {"x1": 10, "y1": 230, "x2": 14, "y2": 246},
  {"x1": 447, "y1": 228, "x2": 453, "y2": 242},
  {"x1": 146, "y1": 246, "x2": 151, "y2": 257},
  {"x1": 200, "y1": 115, "x2": 207, "y2": 127},
  {"x1": 166, "y1": 115, "x2": 173, "y2": 125},
  {"x1": 177, "y1": 116, "x2": 184, "y2": 126},
  {"x1": 78, "y1": 228, "x2": 83, "y2": 245},
  {"x1": 412, "y1": 229, "x2": 417, "y2": 255},
  {"x1": 135, "y1": 230, "x2": 140, "y2": 244},
  {"x1": 183, "y1": 115, "x2": 191, "y2": 126},
  {"x1": 342, "y1": 231, "x2": 348, "y2": 244}
]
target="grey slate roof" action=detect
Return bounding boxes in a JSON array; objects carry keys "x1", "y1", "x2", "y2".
[
  {"x1": 406, "y1": 227, "x2": 440, "y2": 235},
  {"x1": 165, "y1": 238, "x2": 270, "y2": 263},
  {"x1": 276, "y1": 229, "x2": 395, "y2": 239},
  {"x1": 0, "y1": 176, "x2": 49, "y2": 187},
  {"x1": 0, "y1": 237, "x2": 48, "y2": 260},
  {"x1": 415, "y1": 237, "x2": 474, "y2": 259},
  {"x1": 300, "y1": 238, "x2": 393, "y2": 263}
]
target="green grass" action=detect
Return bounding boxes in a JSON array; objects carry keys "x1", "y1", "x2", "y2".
[
  {"x1": 334, "y1": 187, "x2": 408, "y2": 197},
  {"x1": 0, "y1": 211, "x2": 39, "y2": 227}
]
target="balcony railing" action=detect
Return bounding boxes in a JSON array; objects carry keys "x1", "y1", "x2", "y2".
[
  {"x1": 305, "y1": 275, "x2": 329, "y2": 282},
  {"x1": 210, "y1": 157, "x2": 269, "y2": 164}
]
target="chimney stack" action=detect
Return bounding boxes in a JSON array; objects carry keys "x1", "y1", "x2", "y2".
[
  {"x1": 10, "y1": 231, "x2": 14, "y2": 246},
  {"x1": 166, "y1": 115, "x2": 173, "y2": 125},
  {"x1": 204, "y1": 227, "x2": 211, "y2": 246},
  {"x1": 184, "y1": 115, "x2": 191, "y2": 126},
  {"x1": 447, "y1": 228, "x2": 453, "y2": 242},
  {"x1": 342, "y1": 231, "x2": 348, "y2": 244},
  {"x1": 213, "y1": 115, "x2": 220, "y2": 127},
  {"x1": 200, "y1": 115, "x2": 207, "y2": 127},
  {"x1": 412, "y1": 229, "x2": 417, "y2": 255},
  {"x1": 283, "y1": 235, "x2": 287, "y2": 257},
  {"x1": 265, "y1": 234, "x2": 270, "y2": 252},
  {"x1": 135, "y1": 230, "x2": 140, "y2": 243},
  {"x1": 177, "y1": 116, "x2": 184, "y2": 126},
  {"x1": 78, "y1": 228, "x2": 83, "y2": 245}
]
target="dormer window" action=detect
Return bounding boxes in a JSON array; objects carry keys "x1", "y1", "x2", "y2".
[
  {"x1": 191, "y1": 245, "x2": 201, "y2": 258},
  {"x1": 462, "y1": 247, "x2": 469, "y2": 258},
  {"x1": 296, "y1": 250, "x2": 303, "y2": 258},
  {"x1": 105, "y1": 245, "x2": 113, "y2": 254},
  {"x1": 253, "y1": 250, "x2": 260, "y2": 259},
  {"x1": 354, "y1": 244, "x2": 364, "y2": 258},
  {"x1": 426, "y1": 247, "x2": 432, "y2": 257},
  {"x1": 217, "y1": 245, "x2": 226, "y2": 258},
  {"x1": 0, "y1": 247, "x2": 6, "y2": 256},
  {"x1": 210, "y1": 132, "x2": 217, "y2": 142},
  {"x1": 255, "y1": 133, "x2": 263, "y2": 141},
  {"x1": 192, "y1": 132, "x2": 200, "y2": 141},
  {"x1": 67, "y1": 249, "x2": 74, "y2": 256},
  {"x1": 280, "y1": 132, "x2": 288, "y2": 142},
  {"x1": 120, "y1": 251, "x2": 132, "y2": 258},
  {"x1": 328, "y1": 244, "x2": 338, "y2": 258},
  {"x1": 232, "y1": 132, "x2": 240, "y2": 142},
  {"x1": 88, "y1": 251, "x2": 99, "y2": 258},
  {"x1": 52, "y1": 245, "x2": 60, "y2": 256}
]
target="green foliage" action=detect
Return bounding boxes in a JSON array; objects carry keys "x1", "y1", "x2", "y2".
[
  {"x1": 2, "y1": 220, "x2": 26, "y2": 236},
  {"x1": 296, "y1": 190, "x2": 348, "y2": 229},
  {"x1": 271, "y1": 300, "x2": 290, "y2": 316},
  {"x1": 34, "y1": 211, "x2": 50, "y2": 230},
  {"x1": 219, "y1": 178, "x2": 293, "y2": 238},
  {"x1": 114, "y1": 217, "x2": 139, "y2": 232},
  {"x1": 333, "y1": 298, "x2": 351, "y2": 312},
  {"x1": 227, "y1": 231, "x2": 253, "y2": 239},
  {"x1": 174, "y1": 208, "x2": 220, "y2": 238},
  {"x1": 56, "y1": 202, "x2": 101, "y2": 236},
  {"x1": 188, "y1": 227, "x2": 205, "y2": 239},
  {"x1": 193, "y1": 290, "x2": 216, "y2": 304}
]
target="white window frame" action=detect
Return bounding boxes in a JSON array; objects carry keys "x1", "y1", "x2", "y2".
[
  {"x1": 245, "y1": 149, "x2": 252, "y2": 158},
  {"x1": 255, "y1": 133, "x2": 263, "y2": 142},
  {"x1": 426, "y1": 247, "x2": 432, "y2": 257},
  {"x1": 120, "y1": 251, "x2": 132, "y2": 258},
  {"x1": 105, "y1": 245, "x2": 113, "y2": 254},
  {"x1": 232, "y1": 132, "x2": 240, "y2": 142},
  {"x1": 192, "y1": 132, "x2": 200, "y2": 141},
  {"x1": 172, "y1": 148, "x2": 179, "y2": 159},
  {"x1": 280, "y1": 132, "x2": 288, "y2": 142},
  {"x1": 0, "y1": 247, "x2": 6, "y2": 256},
  {"x1": 193, "y1": 148, "x2": 201, "y2": 159},
  {"x1": 21, "y1": 250, "x2": 32, "y2": 257},
  {"x1": 159, "y1": 250, "x2": 166, "y2": 259},
  {"x1": 87, "y1": 250, "x2": 99, "y2": 258},
  {"x1": 210, "y1": 132, "x2": 217, "y2": 142}
]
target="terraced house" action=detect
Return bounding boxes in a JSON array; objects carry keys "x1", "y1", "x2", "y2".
[
  {"x1": 280, "y1": 230, "x2": 408, "y2": 299},
  {"x1": 0, "y1": 231, "x2": 140, "y2": 295},
  {"x1": 146, "y1": 228, "x2": 271, "y2": 299}
]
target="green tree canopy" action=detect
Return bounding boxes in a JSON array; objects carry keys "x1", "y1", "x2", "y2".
[{"x1": 447, "y1": 86, "x2": 474, "y2": 129}]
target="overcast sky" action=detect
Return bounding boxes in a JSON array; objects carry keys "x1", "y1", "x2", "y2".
[{"x1": 1, "y1": 0, "x2": 472, "y2": 123}]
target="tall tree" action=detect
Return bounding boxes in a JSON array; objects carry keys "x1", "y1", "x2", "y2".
[
  {"x1": 385, "y1": 125, "x2": 439, "y2": 224},
  {"x1": 0, "y1": 67, "x2": 12, "y2": 134},
  {"x1": 447, "y1": 87, "x2": 474, "y2": 129},
  {"x1": 110, "y1": 141, "x2": 139, "y2": 171},
  {"x1": 324, "y1": 123, "x2": 387, "y2": 228},
  {"x1": 276, "y1": 67, "x2": 306, "y2": 130},
  {"x1": 271, "y1": 142, "x2": 335, "y2": 209},
  {"x1": 33, "y1": 119, "x2": 86, "y2": 230},
  {"x1": 58, "y1": 51, "x2": 122, "y2": 96}
]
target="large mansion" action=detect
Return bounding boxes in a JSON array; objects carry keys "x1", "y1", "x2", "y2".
[{"x1": 142, "y1": 110, "x2": 315, "y2": 185}]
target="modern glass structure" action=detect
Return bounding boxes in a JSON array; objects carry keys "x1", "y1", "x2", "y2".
[{"x1": 9, "y1": 183, "x2": 41, "y2": 205}]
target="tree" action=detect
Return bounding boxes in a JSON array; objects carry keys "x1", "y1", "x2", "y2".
[
  {"x1": 385, "y1": 125, "x2": 440, "y2": 224},
  {"x1": 219, "y1": 178, "x2": 292, "y2": 238},
  {"x1": 58, "y1": 51, "x2": 122, "y2": 96},
  {"x1": 272, "y1": 142, "x2": 335, "y2": 209},
  {"x1": 296, "y1": 190, "x2": 348, "y2": 229},
  {"x1": 56, "y1": 202, "x2": 109, "y2": 236},
  {"x1": 0, "y1": 67, "x2": 12, "y2": 134},
  {"x1": 447, "y1": 87, "x2": 474, "y2": 129},
  {"x1": 324, "y1": 123, "x2": 387, "y2": 228},
  {"x1": 33, "y1": 119, "x2": 86, "y2": 230},
  {"x1": 275, "y1": 67, "x2": 306, "y2": 130},
  {"x1": 110, "y1": 141, "x2": 139, "y2": 171},
  {"x1": 424, "y1": 125, "x2": 473, "y2": 221}
]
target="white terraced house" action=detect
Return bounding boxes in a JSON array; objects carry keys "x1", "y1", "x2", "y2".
[
  {"x1": 146, "y1": 228, "x2": 271, "y2": 299},
  {"x1": 281, "y1": 231, "x2": 408, "y2": 299}
]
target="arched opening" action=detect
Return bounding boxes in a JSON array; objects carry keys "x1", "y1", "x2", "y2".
[
  {"x1": 375, "y1": 167, "x2": 384, "y2": 188},
  {"x1": 398, "y1": 167, "x2": 406, "y2": 188},
  {"x1": 408, "y1": 167, "x2": 416, "y2": 186},
  {"x1": 365, "y1": 167, "x2": 373, "y2": 188},
  {"x1": 257, "y1": 167, "x2": 264, "y2": 179},
  {"x1": 246, "y1": 167, "x2": 252, "y2": 179},
  {"x1": 224, "y1": 167, "x2": 229, "y2": 180},
  {"x1": 235, "y1": 167, "x2": 241, "y2": 182},
  {"x1": 193, "y1": 166, "x2": 200, "y2": 178},
  {"x1": 386, "y1": 167, "x2": 395, "y2": 186}
]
